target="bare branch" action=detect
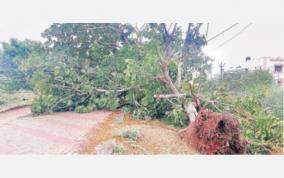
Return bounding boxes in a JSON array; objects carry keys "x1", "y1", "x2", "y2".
[
  {"x1": 170, "y1": 23, "x2": 178, "y2": 36},
  {"x1": 205, "y1": 23, "x2": 209, "y2": 37},
  {"x1": 167, "y1": 23, "x2": 173, "y2": 33},
  {"x1": 94, "y1": 87, "x2": 130, "y2": 93},
  {"x1": 161, "y1": 23, "x2": 170, "y2": 38},
  {"x1": 175, "y1": 62, "x2": 182, "y2": 88},
  {"x1": 154, "y1": 93, "x2": 186, "y2": 99}
]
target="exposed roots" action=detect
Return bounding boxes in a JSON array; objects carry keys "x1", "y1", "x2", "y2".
[{"x1": 179, "y1": 109, "x2": 247, "y2": 154}]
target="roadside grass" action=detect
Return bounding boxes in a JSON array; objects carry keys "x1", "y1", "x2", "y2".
[
  {"x1": 0, "y1": 90, "x2": 35, "y2": 112},
  {"x1": 80, "y1": 111, "x2": 196, "y2": 155}
]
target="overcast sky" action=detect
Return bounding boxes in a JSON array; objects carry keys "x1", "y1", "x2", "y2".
[{"x1": 1, "y1": 0, "x2": 283, "y2": 74}]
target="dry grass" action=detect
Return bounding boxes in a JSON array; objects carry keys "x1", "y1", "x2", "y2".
[
  {"x1": 80, "y1": 111, "x2": 196, "y2": 155},
  {"x1": 0, "y1": 90, "x2": 35, "y2": 112},
  {"x1": 270, "y1": 147, "x2": 284, "y2": 155}
]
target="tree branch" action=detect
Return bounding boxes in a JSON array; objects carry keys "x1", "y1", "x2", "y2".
[
  {"x1": 154, "y1": 93, "x2": 186, "y2": 99},
  {"x1": 155, "y1": 45, "x2": 197, "y2": 122},
  {"x1": 170, "y1": 23, "x2": 177, "y2": 36},
  {"x1": 93, "y1": 87, "x2": 130, "y2": 93},
  {"x1": 176, "y1": 61, "x2": 182, "y2": 88}
]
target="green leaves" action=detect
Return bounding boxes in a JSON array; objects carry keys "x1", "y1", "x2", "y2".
[
  {"x1": 0, "y1": 39, "x2": 44, "y2": 91},
  {"x1": 94, "y1": 96, "x2": 120, "y2": 110},
  {"x1": 165, "y1": 106, "x2": 188, "y2": 128},
  {"x1": 27, "y1": 24, "x2": 210, "y2": 128},
  {"x1": 226, "y1": 95, "x2": 283, "y2": 154},
  {"x1": 42, "y1": 23, "x2": 129, "y2": 58},
  {"x1": 31, "y1": 95, "x2": 56, "y2": 115},
  {"x1": 141, "y1": 95, "x2": 154, "y2": 106},
  {"x1": 199, "y1": 69, "x2": 283, "y2": 154}
]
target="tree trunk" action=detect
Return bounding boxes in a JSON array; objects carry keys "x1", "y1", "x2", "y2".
[
  {"x1": 156, "y1": 59, "x2": 197, "y2": 122},
  {"x1": 176, "y1": 62, "x2": 182, "y2": 88}
]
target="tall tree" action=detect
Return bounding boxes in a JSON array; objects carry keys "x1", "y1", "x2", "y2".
[
  {"x1": 141, "y1": 23, "x2": 210, "y2": 122},
  {"x1": 0, "y1": 39, "x2": 44, "y2": 90},
  {"x1": 41, "y1": 23, "x2": 134, "y2": 58}
]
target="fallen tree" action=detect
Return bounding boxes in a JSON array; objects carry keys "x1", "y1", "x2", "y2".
[
  {"x1": 29, "y1": 23, "x2": 211, "y2": 128},
  {"x1": 179, "y1": 108, "x2": 248, "y2": 154},
  {"x1": 152, "y1": 52, "x2": 248, "y2": 154}
]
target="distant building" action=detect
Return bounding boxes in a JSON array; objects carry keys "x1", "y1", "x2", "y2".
[{"x1": 243, "y1": 56, "x2": 284, "y2": 84}]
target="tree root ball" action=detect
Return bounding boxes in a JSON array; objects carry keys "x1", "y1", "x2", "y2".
[{"x1": 179, "y1": 109, "x2": 247, "y2": 154}]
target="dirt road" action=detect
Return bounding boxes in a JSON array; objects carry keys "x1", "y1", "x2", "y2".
[{"x1": 0, "y1": 106, "x2": 111, "y2": 154}]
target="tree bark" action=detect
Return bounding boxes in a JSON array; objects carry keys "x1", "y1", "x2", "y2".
[
  {"x1": 156, "y1": 58, "x2": 197, "y2": 123},
  {"x1": 154, "y1": 93, "x2": 186, "y2": 99},
  {"x1": 176, "y1": 62, "x2": 182, "y2": 88}
]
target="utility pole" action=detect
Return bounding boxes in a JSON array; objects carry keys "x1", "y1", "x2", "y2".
[{"x1": 218, "y1": 62, "x2": 225, "y2": 80}]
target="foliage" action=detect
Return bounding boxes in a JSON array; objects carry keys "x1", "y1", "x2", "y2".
[
  {"x1": 75, "y1": 104, "x2": 97, "y2": 113},
  {"x1": 1, "y1": 23, "x2": 282, "y2": 155},
  {"x1": 209, "y1": 69, "x2": 274, "y2": 95},
  {"x1": 0, "y1": 89, "x2": 6, "y2": 105},
  {"x1": 41, "y1": 23, "x2": 134, "y2": 58},
  {"x1": 0, "y1": 95, "x2": 5, "y2": 105},
  {"x1": 31, "y1": 95, "x2": 56, "y2": 115},
  {"x1": 113, "y1": 144, "x2": 126, "y2": 154},
  {"x1": 232, "y1": 96, "x2": 283, "y2": 154},
  {"x1": 262, "y1": 85, "x2": 283, "y2": 119},
  {"x1": 29, "y1": 23, "x2": 211, "y2": 131},
  {"x1": 200, "y1": 82, "x2": 283, "y2": 154},
  {"x1": 164, "y1": 106, "x2": 188, "y2": 128},
  {"x1": 0, "y1": 39, "x2": 44, "y2": 91},
  {"x1": 0, "y1": 89, "x2": 34, "y2": 110},
  {"x1": 198, "y1": 69, "x2": 283, "y2": 154},
  {"x1": 122, "y1": 129, "x2": 138, "y2": 142}
]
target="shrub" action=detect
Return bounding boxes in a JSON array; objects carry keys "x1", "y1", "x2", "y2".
[
  {"x1": 75, "y1": 104, "x2": 97, "y2": 113},
  {"x1": 164, "y1": 106, "x2": 188, "y2": 128},
  {"x1": 0, "y1": 39, "x2": 44, "y2": 91},
  {"x1": 31, "y1": 95, "x2": 56, "y2": 115},
  {"x1": 229, "y1": 96, "x2": 283, "y2": 154},
  {"x1": 113, "y1": 144, "x2": 126, "y2": 154},
  {"x1": 28, "y1": 24, "x2": 210, "y2": 124},
  {"x1": 262, "y1": 85, "x2": 283, "y2": 119},
  {"x1": 93, "y1": 96, "x2": 120, "y2": 110},
  {"x1": 0, "y1": 99, "x2": 5, "y2": 105},
  {"x1": 122, "y1": 129, "x2": 138, "y2": 141},
  {"x1": 198, "y1": 70, "x2": 283, "y2": 154}
]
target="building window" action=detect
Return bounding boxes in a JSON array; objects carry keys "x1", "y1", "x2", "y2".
[
  {"x1": 245, "y1": 56, "x2": 251, "y2": 62},
  {"x1": 274, "y1": 65, "x2": 283, "y2": 73}
]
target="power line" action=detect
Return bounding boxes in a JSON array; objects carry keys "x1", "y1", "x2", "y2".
[
  {"x1": 205, "y1": 23, "x2": 210, "y2": 37},
  {"x1": 207, "y1": 23, "x2": 253, "y2": 53},
  {"x1": 207, "y1": 23, "x2": 239, "y2": 42}
]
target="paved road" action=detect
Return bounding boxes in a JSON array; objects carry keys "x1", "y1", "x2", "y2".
[{"x1": 0, "y1": 107, "x2": 111, "y2": 154}]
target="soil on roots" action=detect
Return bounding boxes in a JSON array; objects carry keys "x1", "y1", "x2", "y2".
[{"x1": 179, "y1": 109, "x2": 247, "y2": 154}]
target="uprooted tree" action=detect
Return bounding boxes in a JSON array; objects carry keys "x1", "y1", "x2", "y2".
[
  {"x1": 27, "y1": 23, "x2": 212, "y2": 127},
  {"x1": 150, "y1": 23, "x2": 210, "y2": 123},
  {"x1": 0, "y1": 23, "x2": 282, "y2": 154}
]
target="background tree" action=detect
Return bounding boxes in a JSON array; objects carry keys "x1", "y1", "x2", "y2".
[
  {"x1": 0, "y1": 39, "x2": 44, "y2": 91},
  {"x1": 41, "y1": 23, "x2": 134, "y2": 58}
]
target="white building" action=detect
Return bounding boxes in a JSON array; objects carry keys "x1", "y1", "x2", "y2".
[{"x1": 243, "y1": 56, "x2": 284, "y2": 84}]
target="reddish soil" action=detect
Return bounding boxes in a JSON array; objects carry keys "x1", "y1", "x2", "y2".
[
  {"x1": 0, "y1": 106, "x2": 111, "y2": 154},
  {"x1": 80, "y1": 111, "x2": 196, "y2": 154},
  {"x1": 179, "y1": 109, "x2": 247, "y2": 154},
  {"x1": 0, "y1": 107, "x2": 195, "y2": 155}
]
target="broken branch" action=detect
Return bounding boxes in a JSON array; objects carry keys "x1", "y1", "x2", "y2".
[{"x1": 154, "y1": 94, "x2": 186, "y2": 99}]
